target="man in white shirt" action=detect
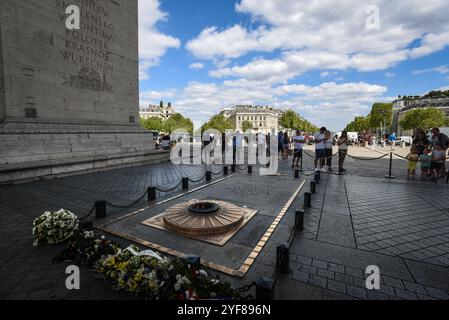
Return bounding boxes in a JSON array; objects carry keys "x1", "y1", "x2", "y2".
[
  {"x1": 314, "y1": 127, "x2": 327, "y2": 172},
  {"x1": 292, "y1": 130, "x2": 305, "y2": 168}
]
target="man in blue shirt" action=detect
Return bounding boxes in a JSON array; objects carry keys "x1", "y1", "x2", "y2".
[{"x1": 388, "y1": 133, "x2": 397, "y2": 149}]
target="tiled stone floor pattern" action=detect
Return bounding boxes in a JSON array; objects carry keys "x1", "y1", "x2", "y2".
[
  {"x1": 283, "y1": 254, "x2": 449, "y2": 300},
  {"x1": 346, "y1": 177, "x2": 449, "y2": 267}
]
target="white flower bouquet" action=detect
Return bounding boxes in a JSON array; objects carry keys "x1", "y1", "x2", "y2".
[{"x1": 32, "y1": 209, "x2": 79, "y2": 246}]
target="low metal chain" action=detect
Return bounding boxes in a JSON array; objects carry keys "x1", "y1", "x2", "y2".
[
  {"x1": 236, "y1": 165, "x2": 248, "y2": 171},
  {"x1": 105, "y1": 190, "x2": 148, "y2": 209},
  {"x1": 155, "y1": 180, "x2": 183, "y2": 193},
  {"x1": 188, "y1": 174, "x2": 207, "y2": 183},
  {"x1": 78, "y1": 204, "x2": 96, "y2": 221},
  {"x1": 346, "y1": 153, "x2": 389, "y2": 161},
  {"x1": 211, "y1": 168, "x2": 224, "y2": 175},
  {"x1": 238, "y1": 281, "x2": 256, "y2": 293}
]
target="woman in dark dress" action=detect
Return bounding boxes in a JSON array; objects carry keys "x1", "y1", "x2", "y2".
[{"x1": 412, "y1": 131, "x2": 429, "y2": 156}]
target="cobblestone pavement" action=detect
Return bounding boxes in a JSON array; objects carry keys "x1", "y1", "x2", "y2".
[
  {"x1": 1, "y1": 148, "x2": 448, "y2": 300},
  {"x1": 276, "y1": 170, "x2": 449, "y2": 300}
]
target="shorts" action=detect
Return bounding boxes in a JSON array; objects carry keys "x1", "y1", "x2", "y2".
[
  {"x1": 293, "y1": 149, "x2": 303, "y2": 157},
  {"x1": 407, "y1": 162, "x2": 417, "y2": 170},
  {"x1": 431, "y1": 162, "x2": 444, "y2": 170},
  {"x1": 339, "y1": 149, "x2": 347, "y2": 157},
  {"x1": 315, "y1": 149, "x2": 325, "y2": 160}
]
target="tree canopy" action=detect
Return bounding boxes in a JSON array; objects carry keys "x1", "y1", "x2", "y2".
[
  {"x1": 280, "y1": 109, "x2": 318, "y2": 132},
  {"x1": 201, "y1": 114, "x2": 235, "y2": 133},
  {"x1": 140, "y1": 113, "x2": 193, "y2": 134},
  {"x1": 399, "y1": 108, "x2": 447, "y2": 130},
  {"x1": 241, "y1": 120, "x2": 253, "y2": 132},
  {"x1": 140, "y1": 117, "x2": 164, "y2": 132}
]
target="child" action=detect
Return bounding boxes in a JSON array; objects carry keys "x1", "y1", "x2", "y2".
[
  {"x1": 419, "y1": 148, "x2": 431, "y2": 180},
  {"x1": 431, "y1": 143, "x2": 446, "y2": 180},
  {"x1": 406, "y1": 147, "x2": 419, "y2": 180}
]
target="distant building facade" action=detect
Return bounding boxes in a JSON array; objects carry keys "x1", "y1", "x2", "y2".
[
  {"x1": 140, "y1": 102, "x2": 175, "y2": 120},
  {"x1": 393, "y1": 96, "x2": 449, "y2": 135},
  {"x1": 220, "y1": 105, "x2": 284, "y2": 133}
]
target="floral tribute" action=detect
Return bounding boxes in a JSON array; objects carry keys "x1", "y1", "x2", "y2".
[
  {"x1": 38, "y1": 209, "x2": 247, "y2": 300},
  {"x1": 32, "y1": 209, "x2": 79, "y2": 247}
]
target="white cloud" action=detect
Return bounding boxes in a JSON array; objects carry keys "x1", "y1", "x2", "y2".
[
  {"x1": 139, "y1": 0, "x2": 181, "y2": 80},
  {"x1": 186, "y1": 0, "x2": 449, "y2": 80},
  {"x1": 189, "y1": 63, "x2": 205, "y2": 70},
  {"x1": 140, "y1": 89, "x2": 177, "y2": 106},
  {"x1": 386, "y1": 72, "x2": 395, "y2": 78},
  {"x1": 412, "y1": 65, "x2": 449, "y2": 75},
  {"x1": 149, "y1": 80, "x2": 387, "y2": 131}
]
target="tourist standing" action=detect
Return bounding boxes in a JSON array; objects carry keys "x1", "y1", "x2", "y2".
[
  {"x1": 388, "y1": 132, "x2": 397, "y2": 149},
  {"x1": 419, "y1": 148, "x2": 431, "y2": 180},
  {"x1": 337, "y1": 131, "x2": 349, "y2": 175},
  {"x1": 282, "y1": 131, "x2": 290, "y2": 160},
  {"x1": 431, "y1": 143, "x2": 446, "y2": 180},
  {"x1": 406, "y1": 146, "x2": 419, "y2": 180},
  {"x1": 412, "y1": 131, "x2": 429, "y2": 156},
  {"x1": 292, "y1": 130, "x2": 305, "y2": 168},
  {"x1": 431, "y1": 128, "x2": 449, "y2": 178},
  {"x1": 324, "y1": 130, "x2": 333, "y2": 172},
  {"x1": 314, "y1": 127, "x2": 326, "y2": 172},
  {"x1": 278, "y1": 131, "x2": 284, "y2": 157}
]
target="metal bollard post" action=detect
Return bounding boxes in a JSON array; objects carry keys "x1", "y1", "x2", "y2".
[
  {"x1": 276, "y1": 242, "x2": 290, "y2": 274},
  {"x1": 304, "y1": 192, "x2": 312, "y2": 208},
  {"x1": 256, "y1": 277, "x2": 275, "y2": 300},
  {"x1": 248, "y1": 166, "x2": 253, "y2": 174},
  {"x1": 148, "y1": 187, "x2": 156, "y2": 202},
  {"x1": 182, "y1": 177, "x2": 189, "y2": 190},
  {"x1": 231, "y1": 164, "x2": 236, "y2": 173},
  {"x1": 223, "y1": 166, "x2": 229, "y2": 176},
  {"x1": 310, "y1": 181, "x2": 316, "y2": 194},
  {"x1": 295, "y1": 210, "x2": 304, "y2": 231},
  {"x1": 295, "y1": 169, "x2": 300, "y2": 179},
  {"x1": 206, "y1": 171, "x2": 212, "y2": 182},
  {"x1": 314, "y1": 172, "x2": 320, "y2": 184},
  {"x1": 385, "y1": 152, "x2": 396, "y2": 179},
  {"x1": 95, "y1": 200, "x2": 107, "y2": 219}
]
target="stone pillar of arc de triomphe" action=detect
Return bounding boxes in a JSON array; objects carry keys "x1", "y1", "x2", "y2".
[{"x1": 0, "y1": 0, "x2": 168, "y2": 184}]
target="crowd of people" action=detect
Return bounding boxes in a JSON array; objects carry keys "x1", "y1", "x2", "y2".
[{"x1": 405, "y1": 128, "x2": 449, "y2": 180}]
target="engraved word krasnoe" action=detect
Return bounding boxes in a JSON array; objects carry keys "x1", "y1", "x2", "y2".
[
  {"x1": 365, "y1": 265, "x2": 381, "y2": 290},
  {"x1": 65, "y1": 265, "x2": 80, "y2": 290},
  {"x1": 65, "y1": 5, "x2": 80, "y2": 30}
]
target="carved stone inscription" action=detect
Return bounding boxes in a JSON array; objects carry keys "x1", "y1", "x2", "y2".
[{"x1": 55, "y1": 0, "x2": 115, "y2": 92}]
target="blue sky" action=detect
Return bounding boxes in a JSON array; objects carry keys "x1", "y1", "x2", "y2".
[{"x1": 138, "y1": 0, "x2": 449, "y2": 131}]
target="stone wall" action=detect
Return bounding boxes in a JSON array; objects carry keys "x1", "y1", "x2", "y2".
[{"x1": 0, "y1": 0, "x2": 169, "y2": 183}]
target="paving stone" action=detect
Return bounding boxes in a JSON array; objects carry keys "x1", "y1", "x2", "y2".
[
  {"x1": 296, "y1": 256, "x2": 312, "y2": 265},
  {"x1": 346, "y1": 285, "x2": 367, "y2": 300},
  {"x1": 345, "y1": 267, "x2": 364, "y2": 279},
  {"x1": 300, "y1": 264, "x2": 318, "y2": 275},
  {"x1": 394, "y1": 288, "x2": 419, "y2": 300},
  {"x1": 382, "y1": 276, "x2": 405, "y2": 289},
  {"x1": 335, "y1": 273, "x2": 354, "y2": 285},
  {"x1": 317, "y1": 268, "x2": 335, "y2": 280},
  {"x1": 402, "y1": 281, "x2": 428, "y2": 295},
  {"x1": 328, "y1": 263, "x2": 345, "y2": 274},
  {"x1": 308, "y1": 274, "x2": 328, "y2": 289},
  {"x1": 425, "y1": 287, "x2": 449, "y2": 300},
  {"x1": 312, "y1": 259, "x2": 328, "y2": 269},
  {"x1": 367, "y1": 290, "x2": 389, "y2": 300},
  {"x1": 327, "y1": 280, "x2": 347, "y2": 294},
  {"x1": 290, "y1": 271, "x2": 310, "y2": 283}
]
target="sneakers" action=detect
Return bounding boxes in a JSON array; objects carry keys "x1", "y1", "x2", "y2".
[{"x1": 320, "y1": 168, "x2": 327, "y2": 172}]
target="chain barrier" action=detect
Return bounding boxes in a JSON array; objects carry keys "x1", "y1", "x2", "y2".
[
  {"x1": 188, "y1": 174, "x2": 207, "y2": 183},
  {"x1": 303, "y1": 151, "x2": 338, "y2": 161},
  {"x1": 236, "y1": 165, "x2": 249, "y2": 171},
  {"x1": 155, "y1": 180, "x2": 183, "y2": 193},
  {"x1": 105, "y1": 190, "x2": 149, "y2": 209},
  {"x1": 238, "y1": 281, "x2": 256, "y2": 293},
  {"x1": 346, "y1": 153, "x2": 389, "y2": 161},
  {"x1": 211, "y1": 168, "x2": 224, "y2": 175},
  {"x1": 78, "y1": 204, "x2": 96, "y2": 221}
]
